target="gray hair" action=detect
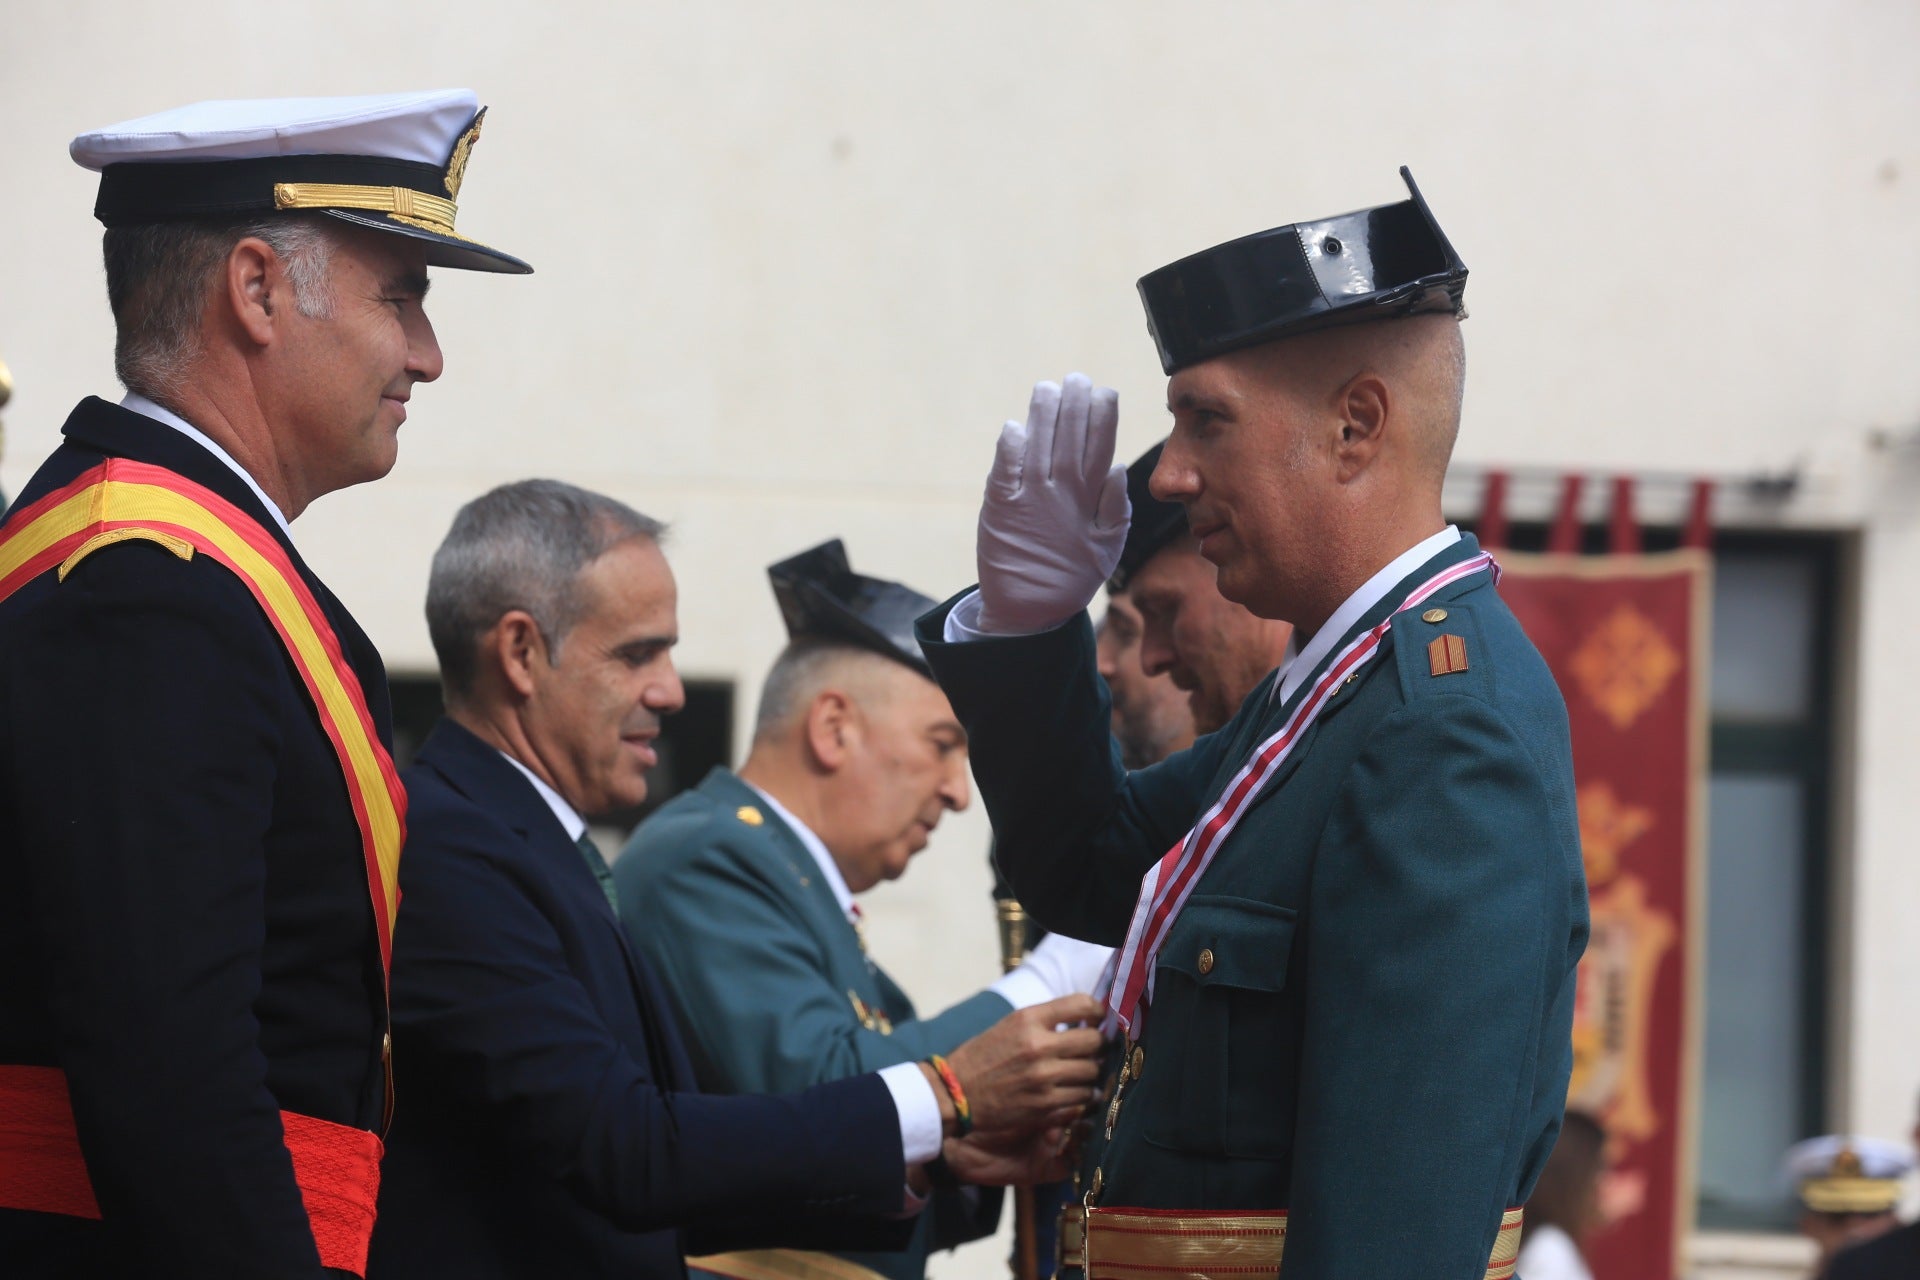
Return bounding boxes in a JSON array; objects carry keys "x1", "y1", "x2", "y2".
[
  {"x1": 752, "y1": 640, "x2": 900, "y2": 740},
  {"x1": 427, "y1": 479, "x2": 667, "y2": 702},
  {"x1": 103, "y1": 214, "x2": 338, "y2": 404}
]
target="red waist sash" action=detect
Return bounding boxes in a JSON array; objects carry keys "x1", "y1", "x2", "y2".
[{"x1": 0, "y1": 1065, "x2": 383, "y2": 1274}]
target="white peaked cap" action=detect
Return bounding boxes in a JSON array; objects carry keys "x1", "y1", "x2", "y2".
[
  {"x1": 68, "y1": 89, "x2": 530, "y2": 275},
  {"x1": 70, "y1": 90, "x2": 481, "y2": 170},
  {"x1": 1781, "y1": 1134, "x2": 1915, "y2": 1213}
]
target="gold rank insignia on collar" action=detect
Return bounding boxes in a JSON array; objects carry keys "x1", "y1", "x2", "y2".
[
  {"x1": 849, "y1": 991, "x2": 892, "y2": 1034},
  {"x1": 735, "y1": 806, "x2": 764, "y2": 826},
  {"x1": 1429, "y1": 633, "x2": 1470, "y2": 677}
]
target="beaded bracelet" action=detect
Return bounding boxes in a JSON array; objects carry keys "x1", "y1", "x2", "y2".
[{"x1": 925, "y1": 1053, "x2": 972, "y2": 1137}]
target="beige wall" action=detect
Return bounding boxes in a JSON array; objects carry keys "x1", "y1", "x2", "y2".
[{"x1": 3, "y1": 2, "x2": 1916, "y2": 1273}]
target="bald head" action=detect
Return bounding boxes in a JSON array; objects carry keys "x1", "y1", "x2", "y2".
[
  {"x1": 1153, "y1": 315, "x2": 1466, "y2": 631},
  {"x1": 742, "y1": 640, "x2": 971, "y2": 893},
  {"x1": 1246, "y1": 313, "x2": 1465, "y2": 494},
  {"x1": 752, "y1": 641, "x2": 920, "y2": 741}
]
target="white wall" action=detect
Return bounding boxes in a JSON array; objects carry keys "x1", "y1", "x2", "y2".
[{"x1": 2, "y1": 3, "x2": 1916, "y2": 1274}]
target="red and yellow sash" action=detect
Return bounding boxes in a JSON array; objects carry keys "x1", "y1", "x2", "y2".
[
  {"x1": 0, "y1": 458, "x2": 406, "y2": 1275},
  {"x1": 0, "y1": 458, "x2": 405, "y2": 972}
]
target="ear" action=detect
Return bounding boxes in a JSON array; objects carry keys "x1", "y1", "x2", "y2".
[
  {"x1": 803, "y1": 690, "x2": 858, "y2": 771},
  {"x1": 1331, "y1": 369, "x2": 1389, "y2": 483},
  {"x1": 224, "y1": 236, "x2": 284, "y2": 347},
  {"x1": 488, "y1": 610, "x2": 550, "y2": 700}
]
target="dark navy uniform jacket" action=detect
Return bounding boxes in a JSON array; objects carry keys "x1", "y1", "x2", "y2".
[
  {"x1": 0, "y1": 398, "x2": 391, "y2": 1278},
  {"x1": 1828, "y1": 1221, "x2": 1920, "y2": 1280},
  {"x1": 918, "y1": 536, "x2": 1588, "y2": 1280},
  {"x1": 369, "y1": 719, "x2": 915, "y2": 1280}
]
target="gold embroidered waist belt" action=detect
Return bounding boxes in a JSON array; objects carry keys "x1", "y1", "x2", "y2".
[
  {"x1": 688, "y1": 1249, "x2": 889, "y2": 1280},
  {"x1": 1059, "y1": 1203, "x2": 1523, "y2": 1280}
]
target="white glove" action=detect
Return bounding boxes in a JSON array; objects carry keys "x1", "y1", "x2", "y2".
[
  {"x1": 974, "y1": 373, "x2": 1131, "y2": 635},
  {"x1": 989, "y1": 931, "x2": 1116, "y2": 1007}
]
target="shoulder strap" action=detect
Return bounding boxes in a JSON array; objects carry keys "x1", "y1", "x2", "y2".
[{"x1": 0, "y1": 458, "x2": 405, "y2": 982}]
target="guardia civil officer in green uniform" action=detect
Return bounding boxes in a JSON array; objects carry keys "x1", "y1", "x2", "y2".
[
  {"x1": 915, "y1": 170, "x2": 1588, "y2": 1280},
  {"x1": 619, "y1": 542, "x2": 1109, "y2": 1280}
]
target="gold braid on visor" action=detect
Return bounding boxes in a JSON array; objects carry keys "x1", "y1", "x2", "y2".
[{"x1": 273, "y1": 182, "x2": 457, "y2": 236}]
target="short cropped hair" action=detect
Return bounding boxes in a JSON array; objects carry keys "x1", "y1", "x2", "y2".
[
  {"x1": 103, "y1": 214, "x2": 338, "y2": 404},
  {"x1": 426, "y1": 479, "x2": 666, "y2": 701},
  {"x1": 752, "y1": 640, "x2": 900, "y2": 740}
]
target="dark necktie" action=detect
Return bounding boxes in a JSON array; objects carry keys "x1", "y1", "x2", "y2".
[{"x1": 575, "y1": 831, "x2": 619, "y2": 913}]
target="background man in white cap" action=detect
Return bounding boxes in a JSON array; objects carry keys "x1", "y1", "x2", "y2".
[
  {"x1": 1823, "y1": 1094, "x2": 1920, "y2": 1279},
  {"x1": 1783, "y1": 1133, "x2": 1917, "y2": 1279},
  {"x1": 0, "y1": 91, "x2": 527, "y2": 1278}
]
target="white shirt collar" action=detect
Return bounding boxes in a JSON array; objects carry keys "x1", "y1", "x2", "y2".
[
  {"x1": 746, "y1": 781, "x2": 857, "y2": 921},
  {"x1": 119, "y1": 392, "x2": 293, "y2": 538},
  {"x1": 1275, "y1": 525, "x2": 1464, "y2": 706},
  {"x1": 497, "y1": 752, "x2": 587, "y2": 842}
]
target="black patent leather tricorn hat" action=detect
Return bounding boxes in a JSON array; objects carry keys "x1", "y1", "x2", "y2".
[
  {"x1": 1137, "y1": 167, "x2": 1465, "y2": 374},
  {"x1": 768, "y1": 541, "x2": 937, "y2": 678},
  {"x1": 1106, "y1": 441, "x2": 1189, "y2": 594}
]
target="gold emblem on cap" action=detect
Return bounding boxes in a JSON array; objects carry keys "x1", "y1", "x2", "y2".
[
  {"x1": 735, "y1": 806, "x2": 764, "y2": 826},
  {"x1": 1422, "y1": 608, "x2": 1449, "y2": 623},
  {"x1": 444, "y1": 107, "x2": 485, "y2": 200}
]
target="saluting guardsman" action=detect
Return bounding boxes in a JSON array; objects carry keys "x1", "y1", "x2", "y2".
[
  {"x1": 0, "y1": 91, "x2": 529, "y2": 1277},
  {"x1": 620, "y1": 540, "x2": 1110, "y2": 1280},
  {"x1": 915, "y1": 170, "x2": 1588, "y2": 1280}
]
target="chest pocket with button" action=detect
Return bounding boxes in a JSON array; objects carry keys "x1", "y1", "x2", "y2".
[{"x1": 1139, "y1": 895, "x2": 1300, "y2": 1160}]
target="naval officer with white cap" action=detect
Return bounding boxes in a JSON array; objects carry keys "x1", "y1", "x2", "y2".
[
  {"x1": 0, "y1": 90, "x2": 528, "y2": 1278},
  {"x1": 1783, "y1": 1134, "x2": 1916, "y2": 1279}
]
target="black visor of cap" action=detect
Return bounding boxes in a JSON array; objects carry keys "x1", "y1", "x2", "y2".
[
  {"x1": 92, "y1": 152, "x2": 532, "y2": 275},
  {"x1": 1107, "y1": 441, "x2": 1190, "y2": 594},
  {"x1": 1137, "y1": 167, "x2": 1465, "y2": 375},
  {"x1": 768, "y1": 540, "x2": 938, "y2": 678}
]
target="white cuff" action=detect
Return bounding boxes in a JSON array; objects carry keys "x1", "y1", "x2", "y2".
[
  {"x1": 990, "y1": 933, "x2": 1115, "y2": 1006},
  {"x1": 941, "y1": 589, "x2": 1076, "y2": 643},
  {"x1": 878, "y1": 1060, "x2": 945, "y2": 1166},
  {"x1": 987, "y1": 965, "x2": 1053, "y2": 1011}
]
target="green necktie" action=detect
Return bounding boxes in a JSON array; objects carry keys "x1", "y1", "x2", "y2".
[{"x1": 575, "y1": 832, "x2": 619, "y2": 914}]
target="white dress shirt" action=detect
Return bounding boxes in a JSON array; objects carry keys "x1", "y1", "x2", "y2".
[{"x1": 119, "y1": 393, "x2": 293, "y2": 539}]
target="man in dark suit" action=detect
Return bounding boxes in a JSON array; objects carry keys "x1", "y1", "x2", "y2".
[
  {"x1": 0, "y1": 91, "x2": 529, "y2": 1278},
  {"x1": 916, "y1": 171, "x2": 1587, "y2": 1280},
  {"x1": 370, "y1": 481, "x2": 1103, "y2": 1280}
]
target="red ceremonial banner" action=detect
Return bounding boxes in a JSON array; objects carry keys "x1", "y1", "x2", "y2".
[{"x1": 1497, "y1": 546, "x2": 1709, "y2": 1280}]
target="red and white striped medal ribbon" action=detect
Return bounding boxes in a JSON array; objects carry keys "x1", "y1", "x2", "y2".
[{"x1": 1100, "y1": 551, "x2": 1500, "y2": 1039}]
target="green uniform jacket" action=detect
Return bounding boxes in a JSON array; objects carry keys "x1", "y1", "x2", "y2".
[
  {"x1": 915, "y1": 535, "x2": 1588, "y2": 1280},
  {"x1": 618, "y1": 768, "x2": 1009, "y2": 1280}
]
